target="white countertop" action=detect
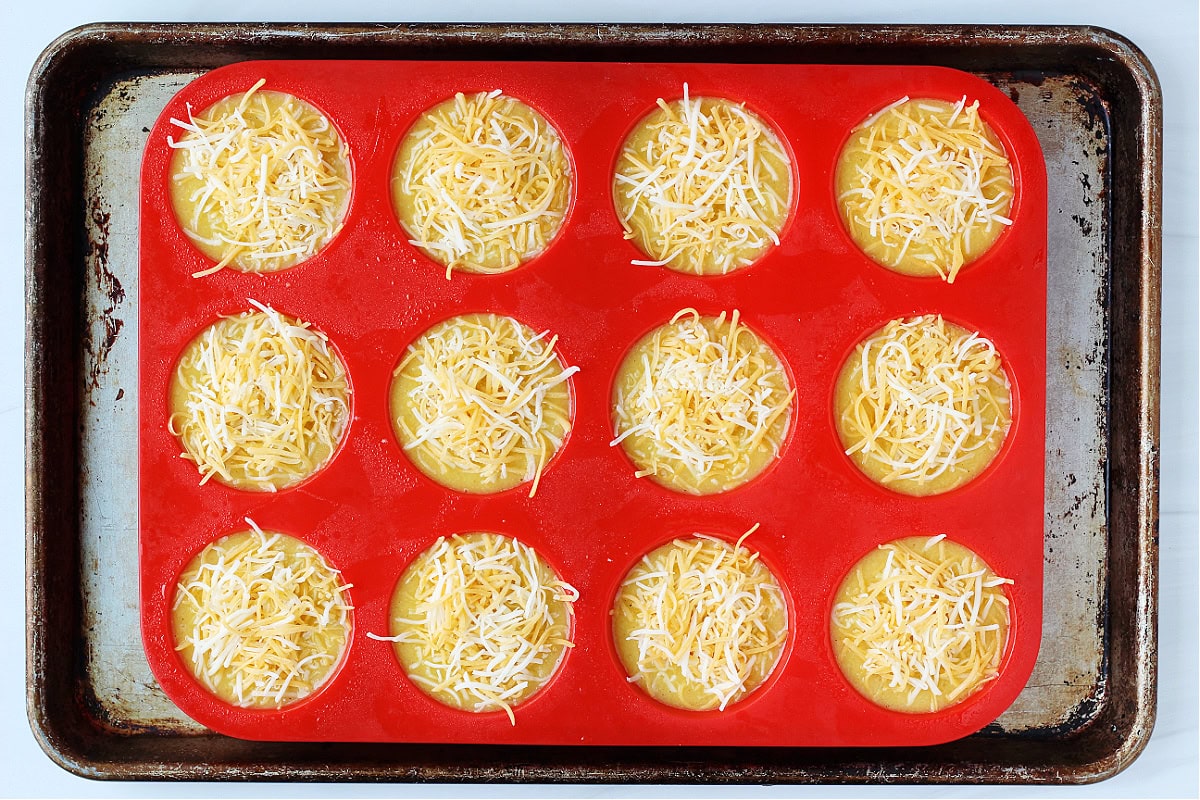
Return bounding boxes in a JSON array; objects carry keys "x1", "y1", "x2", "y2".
[{"x1": 4, "y1": 1, "x2": 1196, "y2": 798}]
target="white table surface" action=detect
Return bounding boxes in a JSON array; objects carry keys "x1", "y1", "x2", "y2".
[{"x1": 5, "y1": 1, "x2": 1196, "y2": 798}]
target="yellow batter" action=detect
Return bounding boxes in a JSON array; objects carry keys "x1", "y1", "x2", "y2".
[
  {"x1": 611, "y1": 309, "x2": 793, "y2": 494},
  {"x1": 168, "y1": 81, "x2": 351, "y2": 275},
  {"x1": 392, "y1": 91, "x2": 572, "y2": 277},
  {"x1": 168, "y1": 303, "x2": 351, "y2": 492},
  {"x1": 836, "y1": 97, "x2": 1013, "y2": 282},
  {"x1": 390, "y1": 313, "x2": 576, "y2": 495},
  {"x1": 831, "y1": 535, "x2": 1011, "y2": 713},
  {"x1": 381, "y1": 532, "x2": 577, "y2": 722},
  {"x1": 613, "y1": 88, "x2": 791, "y2": 275},
  {"x1": 834, "y1": 315, "x2": 1011, "y2": 496},
  {"x1": 613, "y1": 532, "x2": 788, "y2": 711},
  {"x1": 172, "y1": 525, "x2": 351, "y2": 708}
]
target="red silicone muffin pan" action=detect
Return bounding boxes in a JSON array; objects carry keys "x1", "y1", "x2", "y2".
[{"x1": 139, "y1": 60, "x2": 1047, "y2": 746}]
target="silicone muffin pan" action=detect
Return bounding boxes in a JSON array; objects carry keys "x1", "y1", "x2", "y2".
[{"x1": 139, "y1": 60, "x2": 1047, "y2": 746}]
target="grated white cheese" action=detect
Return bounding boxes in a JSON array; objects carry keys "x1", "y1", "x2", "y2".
[
  {"x1": 611, "y1": 308, "x2": 794, "y2": 494},
  {"x1": 172, "y1": 520, "x2": 352, "y2": 708},
  {"x1": 835, "y1": 314, "x2": 1011, "y2": 495},
  {"x1": 392, "y1": 314, "x2": 577, "y2": 497},
  {"x1": 168, "y1": 80, "x2": 351, "y2": 276},
  {"x1": 836, "y1": 96, "x2": 1014, "y2": 283},
  {"x1": 370, "y1": 533, "x2": 578, "y2": 724},
  {"x1": 393, "y1": 91, "x2": 572, "y2": 278},
  {"x1": 613, "y1": 528, "x2": 788, "y2": 711},
  {"x1": 614, "y1": 85, "x2": 792, "y2": 275},
  {"x1": 831, "y1": 536, "x2": 1012, "y2": 712},
  {"x1": 168, "y1": 300, "x2": 351, "y2": 491}
]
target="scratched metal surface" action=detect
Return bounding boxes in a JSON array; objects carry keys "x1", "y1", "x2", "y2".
[{"x1": 77, "y1": 70, "x2": 1110, "y2": 737}]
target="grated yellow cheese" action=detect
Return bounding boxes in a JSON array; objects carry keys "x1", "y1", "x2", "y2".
[
  {"x1": 391, "y1": 314, "x2": 577, "y2": 497},
  {"x1": 168, "y1": 300, "x2": 351, "y2": 491},
  {"x1": 835, "y1": 315, "x2": 1010, "y2": 496},
  {"x1": 369, "y1": 533, "x2": 578, "y2": 724},
  {"x1": 612, "y1": 527, "x2": 788, "y2": 711},
  {"x1": 393, "y1": 91, "x2": 572, "y2": 278},
  {"x1": 613, "y1": 84, "x2": 792, "y2": 275},
  {"x1": 172, "y1": 520, "x2": 352, "y2": 708},
  {"x1": 831, "y1": 535, "x2": 1012, "y2": 713},
  {"x1": 168, "y1": 79, "x2": 351, "y2": 276},
  {"x1": 611, "y1": 308, "x2": 794, "y2": 494},
  {"x1": 836, "y1": 96, "x2": 1014, "y2": 282}
]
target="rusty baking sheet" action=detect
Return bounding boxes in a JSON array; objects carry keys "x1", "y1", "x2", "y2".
[{"x1": 25, "y1": 23, "x2": 1160, "y2": 783}]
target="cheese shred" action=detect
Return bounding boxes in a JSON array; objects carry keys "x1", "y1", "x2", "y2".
[
  {"x1": 393, "y1": 91, "x2": 572, "y2": 277},
  {"x1": 836, "y1": 96, "x2": 1014, "y2": 282},
  {"x1": 172, "y1": 521, "x2": 352, "y2": 708},
  {"x1": 168, "y1": 80, "x2": 351, "y2": 276},
  {"x1": 614, "y1": 85, "x2": 791, "y2": 275},
  {"x1": 831, "y1": 536, "x2": 1012, "y2": 712},
  {"x1": 611, "y1": 309, "x2": 794, "y2": 494},
  {"x1": 371, "y1": 533, "x2": 578, "y2": 724},
  {"x1": 836, "y1": 315, "x2": 1010, "y2": 495},
  {"x1": 613, "y1": 529, "x2": 788, "y2": 711},
  {"x1": 168, "y1": 300, "x2": 351, "y2": 491},
  {"x1": 392, "y1": 314, "x2": 577, "y2": 497}
]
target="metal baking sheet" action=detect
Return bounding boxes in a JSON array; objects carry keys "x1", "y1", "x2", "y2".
[{"x1": 25, "y1": 22, "x2": 1160, "y2": 783}]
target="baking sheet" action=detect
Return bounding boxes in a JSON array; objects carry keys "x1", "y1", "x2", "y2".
[{"x1": 27, "y1": 22, "x2": 1159, "y2": 782}]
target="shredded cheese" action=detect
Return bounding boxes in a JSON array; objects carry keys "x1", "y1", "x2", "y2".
[
  {"x1": 831, "y1": 535, "x2": 1012, "y2": 712},
  {"x1": 172, "y1": 520, "x2": 352, "y2": 708},
  {"x1": 168, "y1": 79, "x2": 351, "y2": 276},
  {"x1": 613, "y1": 528, "x2": 788, "y2": 711},
  {"x1": 168, "y1": 300, "x2": 351, "y2": 491},
  {"x1": 836, "y1": 96, "x2": 1014, "y2": 283},
  {"x1": 614, "y1": 84, "x2": 792, "y2": 275},
  {"x1": 369, "y1": 533, "x2": 578, "y2": 724},
  {"x1": 835, "y1": 315, "x2": 1010, "y2": 495},
  {"x1": 393, "y1": 91, "x2": 572, "y2": 277},
  {"x1": 392, "y1": 314, "x2": 577, "y2": 497},
  {"x1": 611, "y1": 308, "x2": 794, "y2": 494}
]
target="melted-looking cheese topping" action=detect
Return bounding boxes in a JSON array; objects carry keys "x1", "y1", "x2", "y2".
[
  {"x1": 836, "y1": 96, "x2": 1014, "y2": 283},
  {"x1": 172, "y1": 521, "x2": 352, "y2": 708},
  {"x1": 835, "y1": 315, "x2": 1010, "y2": 496},
  {"x1": 168, "y1": 300, "x2": 351, "y2": 492},
  {"x1": 370, "y1": 533, "x2": 578, "y2": 724},
  {"x1": 168, "y1": 79, "x2": 351, "y2": 276},
  {"x1": 613, "y1": 529, "x2": 788, "y2": 711},
  {"x1": 393, "y1": 91, "x2": 572, "y2": 277},
  {"x1": 392, "y1": 314, "x2": 578, "y2": 496},
  {"x1": 611, "y1": 309, "x2": 794, "y2": 494},
  {"x1": 831, "y1": 535, "x2": 1011, "y2": 713},
  {"x1": 614, "y1": 85, "x2": 792, "y2": 275}
]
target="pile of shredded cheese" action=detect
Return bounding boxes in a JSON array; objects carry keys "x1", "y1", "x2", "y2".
[
  {"x1": 837, "y1": 315, "x2": 1010, "y2": 493},
  {"x1": 172, "y1": 520, "x2": 352, "y2": 708},
  {"x1": 613, "y1": 528, "x2": 788, "y2": 711},
  {"x1": 169, "y1": 300, "x2": 351, "y2": 491},
  {"x1": 369, "y1": 533, "x2": 578, "y2": 724},
  {"x1": 831, "y1": 535, "x2": 1012, "y2": 712},
  {"x1": 394, "y1": 90, "x2": 572, "y2": 277},
  {"x1": 168, "y1": 79, "x2": 351, "y2": 276},
  {"x1": 611, "y1": 309, "x2": 794, "y2": 493},
  {"x1": 837, "y1": 96, "x2": 1014, "y2": 282},
  {"x1": 614, "y1": 84, "x2": 791, "y2": 275},
  {"x1": 394, "y1": 314, "x2": 578, "y2": 497}
]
